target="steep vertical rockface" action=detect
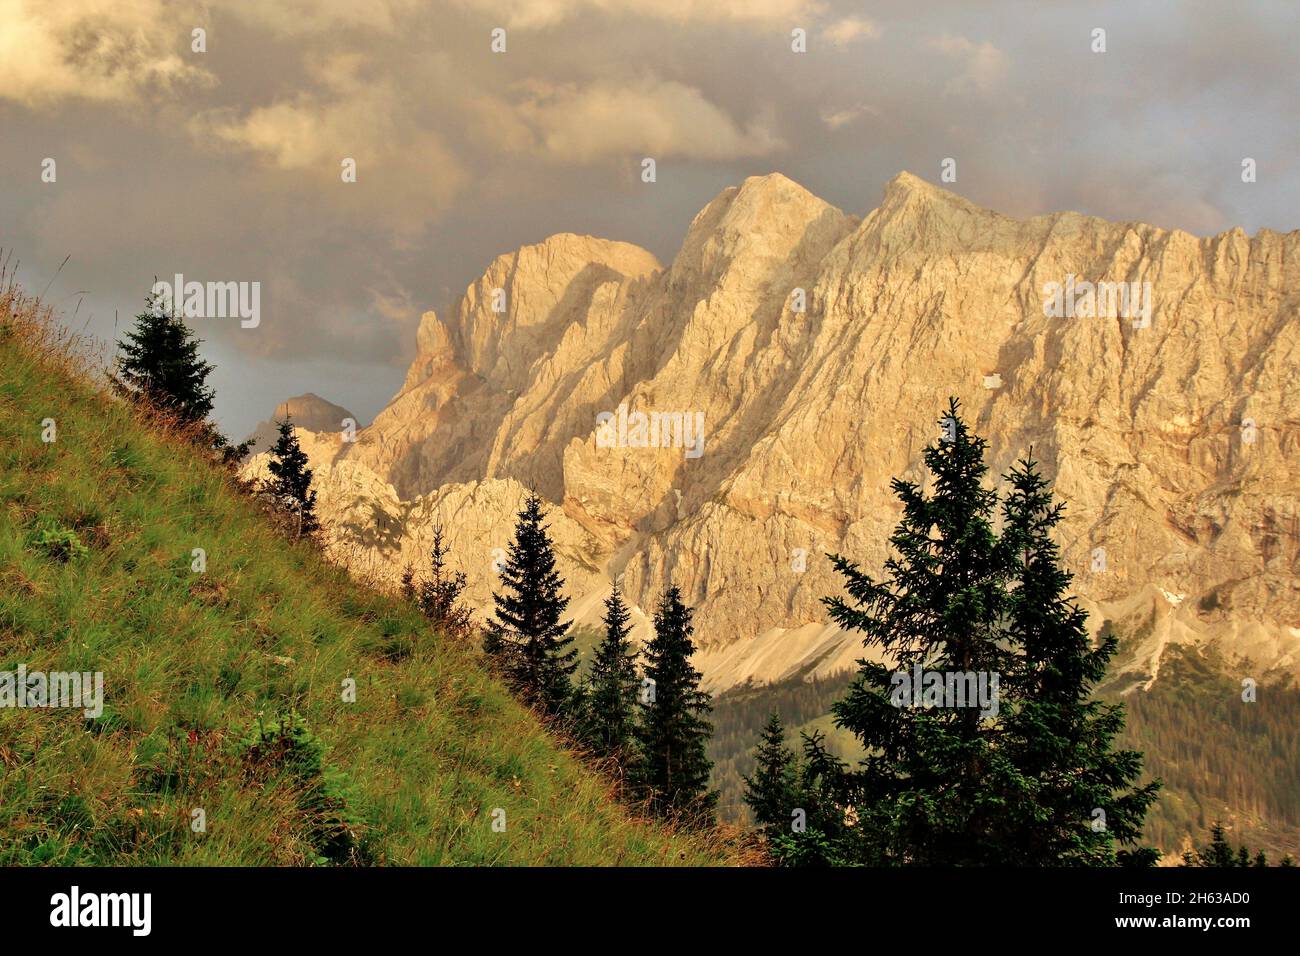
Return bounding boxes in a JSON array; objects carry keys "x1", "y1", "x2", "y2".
[{"x1": 248, "y1": 172, "x2": 1300, "y2": 692}]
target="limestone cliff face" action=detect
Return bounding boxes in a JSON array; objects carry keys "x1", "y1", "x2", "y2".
[{"x1": 254, "y1": 172, "x2": 1300, "y2": 692}]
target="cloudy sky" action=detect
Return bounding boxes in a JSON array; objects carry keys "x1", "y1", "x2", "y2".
[{"x1": 2, "y1": 0, "x2": 1297, "y2": 437}]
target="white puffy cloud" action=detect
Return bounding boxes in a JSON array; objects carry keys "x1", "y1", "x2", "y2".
[
  {"x1": 821, "y1": 16, "x2": 880, "y2": 47},
  {"x1": 201, "y1": 95, "x2": 373, "y2": 172},
  {"x1": 515, "y1": 78, "x2": 785, "y2": 161},
  {"x1": 191, "y1": 59, "x2": 464, "y2": 232},
  {"x1": 819, "y1": 103, "x2": 878, "y2": 130}
]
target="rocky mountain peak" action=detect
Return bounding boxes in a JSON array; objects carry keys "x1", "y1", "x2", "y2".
[
  {"x1": 261, "y1": 172, "x2": 1300, "y2": 695},
  {"x1": 243, "y1": 393, "x2": 358, "y2": 454}
]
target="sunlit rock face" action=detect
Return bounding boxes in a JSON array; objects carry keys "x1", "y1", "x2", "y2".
[{"x1": 247, "y1": 172, "x2": 1300, "y2": 693}]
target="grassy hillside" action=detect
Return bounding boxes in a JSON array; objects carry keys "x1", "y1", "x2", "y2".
[{"x1": 0, "y1": 286, "x2": 743, "y2": 866}]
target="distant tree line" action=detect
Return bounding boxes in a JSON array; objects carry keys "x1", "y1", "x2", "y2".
[
  {"x1": 1181, "y1": 821, "x2": 1294, "y2": 867},
  {"x1": 1115, "y1": 643, "x2": 1300, "y2": 857}
]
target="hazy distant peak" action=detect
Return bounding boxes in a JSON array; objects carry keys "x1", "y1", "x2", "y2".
[{"x1": 244, "y1": 393, "x2": 358, "y2": 454}]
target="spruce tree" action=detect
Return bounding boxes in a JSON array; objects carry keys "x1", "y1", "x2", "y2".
[
  {"x1": 819, "y1": 398, "x2": 1018, "y2": 864},
  {"x1": 115, "y1": 293, "x2": 249, "y2": 463},
  {"x1": 771, "y1": 731, "x2": 854, "y2": 867},
  {"x1": 814, "y1": 399, "x2": 1158, "y2": 866},
  {"x1": 116, "y1": 294, "x2": 215, "y2": 425},
  {"x1": 997, "y1": 455, "x2": 1160, "y2": 865},
  {"x1": 484, "y1": 493, "x2": 578, "y2": 716},
  {"x1": 581, "y1": 583, "x2": 641, "y2": 762},
  {"x1": 263, "y1": 418, "x2": 319, "y2": 539},
  {"x1": 742, "y1": 711, "x2": 799, "y2": 838},
  {"x1": 1183, "y1": 822, "x2": 1244, "y2": 867},
  {"x1": 633, "y1": 586, "x2": 716, "y2": 823},
  {"x1": 403, "y1": 525, "x2": 473, "y2": 640}
]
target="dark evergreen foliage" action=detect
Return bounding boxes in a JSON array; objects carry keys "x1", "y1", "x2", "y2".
[
  {"x1": 633, "y1": 586, "x2": 716, "y2": 823},
  {"x1": 483, "y1": 493, "x2": 578, "y2": 716},
  {"x1": 580, "y1": 583, "x2": 641, "y2": 762},
  {"x1": 116, "y1": 295, "x2": 215, "y2": 424},
  {"x1": 996, "y1": 456, "x2": 1160, "y2": 864},
  {"x1": 814, "y1": 398, "x2": 1022, "y2": 864},
  {"x1": 775, "y1": 399, "x2": 1159, "y2": 865},
  {"x1": 1179, "y1": 821, "x2": 1289, "y2": 867},
  {"x1": 115, "y1": 293, "x2": 249, "y2": 463},
  {"x1": 401, "y1": 524, "x2": 473, "y2": 640},
  {"x1": 742, "y1": 711, "x2": 799, "y2": 837},
  {"x1": 770, "y1": 731, "x2": 855, "y2": 866},
  {"x1": 263, "y1": 418, "x2": 319, "y2": 539},
  {"x1": 708, "y1": 670, "x2": 857, "y2": 823}
]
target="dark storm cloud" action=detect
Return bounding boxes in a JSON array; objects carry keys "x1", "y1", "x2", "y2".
[{"x1": 1, "y1": 0, "x2": 1295, "y2": 436}]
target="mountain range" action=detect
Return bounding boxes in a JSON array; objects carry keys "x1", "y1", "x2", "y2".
[{"x1": 245, "y1": 170, "x2": 1299, "y2": 698}]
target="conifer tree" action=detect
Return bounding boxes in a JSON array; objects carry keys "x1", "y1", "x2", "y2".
[
  {"x1": 1182, "y1": 821, "x2": 1250, "y2": 867},
  {"x1": 116, "y1": 294, "x2": 216, "y2": 425},
  {"x1": 263, "y1": 418, "x2": 319, "y2": 539},
  {"x1": 819, "y1": 398, "x2": 1019, "y2": 864},
  {"x1": 115, "y1": 293, "x2": 249, "y2": 463},
  {"x1": 1202, "y1": 822, "x2": 1236, "y2": 867},
  {"x1": 633, "y1": 586, "x2": 716, "y2": 823},
  {"x1": 812, "y1": 399, "x2": 1158, "y2": 866},
  {"x1": 402, "y1": 525, "x2": 473, "y2": 640},
  {"x1": 770, "y1": 731, "x2": 854, "y2": 867},
  {"x1": 997, "y1": 455, "x2": 1160, "y2": 865},
  {"x1": 742, "y1": 711, "x2": 799, "y2": 837},
  {"x1": 484, "y1": 493, "x2": 578, "y2": 716},
  {"x1": 581, "y1": 583, "x2": 641, "y2": 761}
]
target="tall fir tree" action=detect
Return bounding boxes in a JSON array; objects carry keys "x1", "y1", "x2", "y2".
[
  {"x1": 580, "y1": 583, "x2": 641, "y2": 762},
  {"x1": 263, "y1": 418, "x2": 320, "y2": 539},
  {"x1": 742, "y1": 711, "x2": 799, "y2": 839},
  {"x1": 633, "y1": 586, "x2": 716, "y2": 823},
  {"x1": 483, "y1": 493, "x2": 578, "y2": 716},
  {"x1": 997, "y1": 455, "x2": 1160, "y2": 865},
  {"x1": 809, "y1": 399, "x2": 1157, "y2": 865},
  {"x1": 819, "y1": 398, "x2": 1019, "y2": 864},
  {"x1": 401, "y1": 524, "x2": 473, "y2": 640},
  {"x1": 115, "y1": 293, "x2": 249, "y2": 463},
  {"x1": 116, "y1": 294, "x2": 215, "y2": 425}
]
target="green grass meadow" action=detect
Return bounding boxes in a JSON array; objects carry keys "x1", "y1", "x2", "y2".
[{"x1": 0, "y1": 289, "x2": 744, "y2": 866}]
